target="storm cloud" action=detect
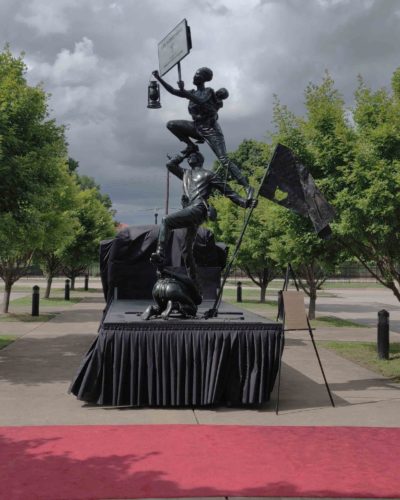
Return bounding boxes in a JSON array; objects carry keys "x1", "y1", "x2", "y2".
[{"x1": 1, "y1": 0, "x2": 400, "y2": 224}]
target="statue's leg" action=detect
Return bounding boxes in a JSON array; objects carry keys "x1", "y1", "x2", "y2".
[
  {"x1": 178, "y1": 299, "x2": 197, "y2": 318},
  {"x1": 182, "y1": 224, "x2": 202, "y2": 294},
  {"x1": 166, "y1": 120, "x2": 204, "y2": 154},
  {"x1": 161, "y1": 300, "x2": 175, "y2": 319},
  {"x1": 152, "y1": 206, "x2": 205, "y2": 265},
  {"x1": 151, "y1": 215, "x2": 171, "y2": 265},
  {"x1": 141, "y1": 304, "x2": 161, "y2": 320},
  {"x1": 197, "y1": 122, "x2": 252, "y2": 195}
]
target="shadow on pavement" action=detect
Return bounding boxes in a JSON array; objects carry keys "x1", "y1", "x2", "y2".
[
  {"x1": 0, "y1": 334, "x2": 95, "y2": 385},
  {"x1": 49, "y1": 309, "x2": 104, "y2": 323}
]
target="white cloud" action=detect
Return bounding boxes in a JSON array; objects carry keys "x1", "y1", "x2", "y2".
[
  {"x1": 16, "y1": 0, "x2": 79, "y2": 35},
  {"x1": 33, "y1": 37, "x2": 98, "y2": 85},
  {"x1": 28, "y1": 37, "x2": 128, "y2": 119}
]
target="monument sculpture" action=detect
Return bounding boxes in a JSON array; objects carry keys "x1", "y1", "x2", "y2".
[
  {"x1": 144, "y1": 18, "x2": 335, "y2": 320},
  {"x1": 141, "y1": 18, "x2": 260, "y2": 320}
]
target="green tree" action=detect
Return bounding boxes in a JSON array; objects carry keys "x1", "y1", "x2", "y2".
[
  {"x1": 270, "y1": 68, "x2": 400, "y2": 307},
  {"x1": 0, "y1": 212, "x2": 40, "y2": 312},
  {"x1": 209, "y1": 140, "x2": 280, "y2": 302},
  {"x1": 38, "y1": 172, "x2": 80, "y2": 298},
  {"x1": 0, "y1": 47, "x2": 69, "y2": 312},
  {"x1": 269, "y1": 74, "x2": 352, "y2": 317},
  {"x1": 334, "y1": 71, "x2": 400, "y2": 300},
  {"x1": 60, "y1": 188, "x2": 115, "y2": 289},
  {"x1": 68, "y1": 157, "x2": 114, "y2": 213},
  {"x1": 269, "y1": 211, "x2": 341, "y2": 318}
]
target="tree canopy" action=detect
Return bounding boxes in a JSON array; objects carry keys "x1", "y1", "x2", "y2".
[
  {"x1": 210, "y1": 68, "x2": 400, "y2": 314},
  {"x1": 0, "y1": 47, "x2": 116, "y2": 310}
]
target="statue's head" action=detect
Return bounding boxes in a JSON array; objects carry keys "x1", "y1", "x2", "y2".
[
  {"x1": 187, "y1": 151, "x2": 204, "y2": 167},
  {"x1": 216, "y1": 87, "x2": 229, "y2": 100},
  {"x1": 193, "y1": 67, "x2": 213, "y2": 85}
]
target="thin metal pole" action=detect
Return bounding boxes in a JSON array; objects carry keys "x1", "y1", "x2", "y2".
[
  {"x1": 275, "y1": 265, "x2": 290, "y2": 414},
  {"x1": 165, "y1": 170, "x2": 170, "y2": 215},
  {"x1": 275, "y1": 308, "x2": 286, "y2": 415},
  {"x1": 287, "y1": 263, "x2": 335, "y2": 407},
  {"x1": 306, "y1": 316, "x2": 335, "y2": 407},
  {"x1": 177, "y1": 61, "x2": 182, "y2": 84},
  {"x1": 205, "y1": 147, "x2": 278, "y2": 318}
]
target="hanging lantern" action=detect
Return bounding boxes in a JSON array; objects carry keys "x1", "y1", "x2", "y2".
[{"x1": 147, "y1": 80, "x2": 161, "y2": 109}]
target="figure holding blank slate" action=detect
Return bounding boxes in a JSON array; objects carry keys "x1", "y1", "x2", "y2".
[
  {"x1": 152, "y1": 68, "x2": 254, "y2": 200},
  {"x1": 152, "y1": 18, "x2": 254, "y2": 200}
]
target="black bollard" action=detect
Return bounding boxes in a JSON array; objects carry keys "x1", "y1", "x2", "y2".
[
  {"x1": 84, "y1": 273, "x2": 89, "y2": 291},
  {"x1": 64, "y1": 279, "x2": 70, "y2": 301},
  {"x1": 377, "y1": 309, "x2": 389, "y2": 360},
  {"x1": 236, "y1": 281, "x2": 242, "y2": 302},
  {"x1": 32, "y1": 286, "x2": 40, "y2": 317},
  {"x1": 277, "y1": 290, "x2": 284, "y2": 321}
]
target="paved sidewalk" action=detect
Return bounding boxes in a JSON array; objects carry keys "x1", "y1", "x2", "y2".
[{"x1": 0, "y1": 293, "x2": 399, "y2": 427}]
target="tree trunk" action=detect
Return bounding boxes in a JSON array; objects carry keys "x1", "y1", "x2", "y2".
[
  {"x1": 71, "y1": 276, "x2": 76, "y2": 290},
  {"x1": 308, "y1": 287, "x2": 317, "y2": 320},
  {"x1": 388, "y1": 281, "x2": 400, "y2": 303},
  {"x1": 45, "y1": 275, "x2": 53, "y2": 299},
  {"x1": 2, "y1": 281, "x2": 12, "y2": 314},
  {"x1": 260, "y1": 285, "x2": 267, "y2": 303}
]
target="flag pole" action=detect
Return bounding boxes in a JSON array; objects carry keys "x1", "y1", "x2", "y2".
[{"x1": 204, "y1": 146, "x2": 278, "y2": 319}]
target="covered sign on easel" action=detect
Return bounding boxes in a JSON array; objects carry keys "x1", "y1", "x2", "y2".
[{"x1": 259, "y1": 144, "x2": 335, "y2": 239}]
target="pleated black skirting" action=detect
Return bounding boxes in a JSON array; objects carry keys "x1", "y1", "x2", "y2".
[{"x1": 69, "y1": 322, "x2": 283, "y2": 407}]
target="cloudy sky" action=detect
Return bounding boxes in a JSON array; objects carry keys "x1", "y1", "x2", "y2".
[{"x1": 2, "y1": 0, "x2": 400, "y2": 224}]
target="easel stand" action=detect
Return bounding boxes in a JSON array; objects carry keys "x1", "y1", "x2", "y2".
[{"x1": 275, "y1": 264, "x2": 335, "y2": 414}]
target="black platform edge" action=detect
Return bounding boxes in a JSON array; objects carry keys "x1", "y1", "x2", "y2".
[{"x1": 101, "y1": 321, "x2": 280, "y2": 331}]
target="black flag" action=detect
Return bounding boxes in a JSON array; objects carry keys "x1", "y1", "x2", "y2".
[{"x1": 259, "y1": 144, "x2": 335, "y2": 239}]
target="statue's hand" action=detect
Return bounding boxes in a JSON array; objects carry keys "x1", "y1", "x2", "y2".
[
  {"x1": 177, "y1": 80, "x2": 185, "y2": 91},
  {"x1": 152, "y1": 70, "x2": 160, "y2": 81}
]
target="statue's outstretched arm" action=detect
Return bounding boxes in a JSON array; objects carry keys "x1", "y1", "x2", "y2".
[
  {"x1": 211, "y1": 175, "x2": 247, "y2": 208},
  {"x1": 166, "y1": 154, "x2": 185, "y2": 180},
  {"x1": 153, "y1": 70, "x2": 188, "y2": 98},
  {"x1": 211, "y1": 174, "x2": 257, "y2": 209},
  {"x1": 152, "y1": 70, "x2": 212, "y2": 104}
]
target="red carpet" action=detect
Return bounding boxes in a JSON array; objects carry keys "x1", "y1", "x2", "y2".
[{"x1": 0, "y1": 424, "x2": 399, "y2": 499}]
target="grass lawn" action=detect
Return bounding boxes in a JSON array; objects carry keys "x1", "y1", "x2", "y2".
[
  {"x1": 223, "y1": 287, "x2": 275, "y2": 299},
  {"x1": 0, "y1": 285, "x2": 35, "y2": 293},
  {"x1": 311, "y1": 316, "x2": 364, "y2": 328},
  {"x1": 320, "y1": 341, "x2": 400, "y2": 382},
  {"x1": 226, "y1": 279, "x2": 384, "y2": 290},
  {"x1": 10, "y1": 296, "x2": 81, "y2": 307},
  {"x1": 321, "y1": 281, "x2": 384, "y2": 289},
  {"x1": 223, "y1": 293, "x2": 364, "y2": 328},
  {"x1": 0, "y1": 335, "x2": 16, "y2": 349},
  {"x1": 72, "y1": 287, "x2": 101, "y2": 293},
  {"x1": 0, "y1": 313, "x2": 56, "y2": 322}
]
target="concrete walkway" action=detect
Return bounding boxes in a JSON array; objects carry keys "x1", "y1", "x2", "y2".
[{"x1": 0, "y1": 291, "x2": 399, "y2": 428}]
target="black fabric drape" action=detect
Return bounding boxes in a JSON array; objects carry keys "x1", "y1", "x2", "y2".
[
  {"x1": 70, "y1": 322, "x2": 282, "y2": 407},
  {"x1": 100, "y1": 225, "x2": 226, "y2": 301}
]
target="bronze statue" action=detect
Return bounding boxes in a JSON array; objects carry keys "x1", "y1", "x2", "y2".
[
  {"x1": 150, "y1": 151, "x2": 256, "y2": 301},
  {"x1": 152, "y1": 67, "x2": 254, "y2": 200}
]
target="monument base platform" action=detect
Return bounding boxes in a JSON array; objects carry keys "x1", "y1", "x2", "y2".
[{"x1": 70, "y1": 300, "x2": 283, "y2": 407}]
